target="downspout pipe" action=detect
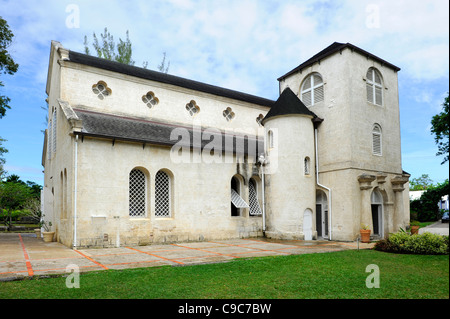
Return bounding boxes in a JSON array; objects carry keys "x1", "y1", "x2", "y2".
[
  {"x1": 73, "y1": 135, "x2": 78, "y2": 249},
  {"x1": 314, "y1": 127, "x2": 332, "y2": 241},
  {"x1": 258, "y1": 155, "x2": 266, "y2": 235}
]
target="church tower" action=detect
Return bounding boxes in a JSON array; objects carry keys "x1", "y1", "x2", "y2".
[
  {"x1": 262, "y1": 88, "x2": 318, "y2": 240},
  {"x1": 276, "y1": 42, "x2": 409, "y2": 241}
]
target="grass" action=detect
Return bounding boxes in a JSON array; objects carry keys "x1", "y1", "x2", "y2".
[{"x1": 0, "y1": 250, "x2": 448, "y2": 299}]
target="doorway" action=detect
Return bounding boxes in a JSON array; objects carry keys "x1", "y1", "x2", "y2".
[
  {"x1": 371, "y1": 189, "x2": 383, "y2": 237},
  {"x1": 316, "y1": 190, "x2": 329, "y2": 239},
  {"x1": 303, "y1": 209, "x2": 313, "y2": 240}
]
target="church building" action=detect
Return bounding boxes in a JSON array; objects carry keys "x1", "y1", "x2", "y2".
[{"x1": 42, "y1": 41, "x2": 410, "y2": 248}]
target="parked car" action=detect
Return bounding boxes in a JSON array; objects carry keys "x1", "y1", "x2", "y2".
[{"x1": 442, "y1": 211, "x2": 449, "y2": 223}]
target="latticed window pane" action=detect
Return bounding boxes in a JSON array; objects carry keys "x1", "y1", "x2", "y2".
[
  {"x1": 129, "y1": 169, "x2": 146, "y2": 217},
  {"x1": 248, "y1": 179, "x2": 262, "y2": 216},
  {"x1": 155, "y1": 170, "x2": 171, "y2": 217},
  {"x1": 304, "y1": 157, "x2": 310, "y2": 175}
]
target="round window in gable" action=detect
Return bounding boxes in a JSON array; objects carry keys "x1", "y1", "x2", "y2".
[
  {"x1": 92, "y1": 81, "x2": 111, "y2": 100},
  {"x1": 256, "y1": 114, "x2": 264, "y2": 126},
  {"x1": 223, "y1": 107, "x2": 235, "y2": 122},
  {"x1": 186, "y1": 100, "x2": 200, "y2": 116},
  {"x1": 142, "y1": 91, "x2": 159, "y2": 109}
]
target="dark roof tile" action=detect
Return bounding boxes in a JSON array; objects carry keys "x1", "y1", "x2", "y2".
[
  {"x1": 262, "y1": 88, "x2": 316, "y2": 124},
  {"x1": 73, "y1": 108, "x2": 264, "y2": 157}
]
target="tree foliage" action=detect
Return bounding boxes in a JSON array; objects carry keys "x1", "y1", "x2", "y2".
[
  {"x1": 0, "y1": 136, "x2": 7, "y2": 179},
  {"x1": 84, "y1": 27, "x2": 169, "y2": 73},
  {"x1": 410, "y1": 179, "x2": 449, "y2": 222},
  {"x1": 409, "y1": 174, "x2": 435, "y2": 191},
  {"x1": 0, "y1": 16, "x2": 19, "y2": 118},
  {"x1": 431, "y1": 93, "x2": 449, "y2": 164},
  {"x1": 0, "y1": 174, "x2": 42, "y2": 229}
]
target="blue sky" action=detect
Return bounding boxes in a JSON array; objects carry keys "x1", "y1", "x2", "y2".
[{"x1": 0, "y1": 0, "x2": 448, "y2": 186}]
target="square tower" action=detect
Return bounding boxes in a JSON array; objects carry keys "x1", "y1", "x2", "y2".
[{"x1": 278, "y1": 43, "x2": 410, "y2": 241}]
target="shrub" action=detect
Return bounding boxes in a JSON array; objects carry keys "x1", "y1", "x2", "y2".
[{"x1": 374, "y1": 232, "x2": 449, "y2": 255}]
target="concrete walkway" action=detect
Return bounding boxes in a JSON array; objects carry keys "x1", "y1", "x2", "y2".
[
  {"x1": 0, "y1": 233, "x2": 374, "y2": 281},
  {"x1": 418, "y1": 221, "x2": 449, "y2": 236}
]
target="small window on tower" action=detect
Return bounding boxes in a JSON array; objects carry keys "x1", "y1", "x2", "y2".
[
  {"x1": 366, "y1": 68, "x2": 383, "y2": 106},
  {"x1": 372, "y1": 124, "x2": 382, "y2": 156},
  {"x1": 304, "y1": 157, "x2": 311, "y2": 175},
  {"x1": 300, "y1": 73, "x2": 324, "y2": 107}
]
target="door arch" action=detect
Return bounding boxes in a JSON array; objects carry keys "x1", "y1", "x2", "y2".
[
  {"x1": 303, "y1": 209, "x2": 313, "y2": 240},
  {"x1": 316, "y1": 190, "x2": 329, "y2": 239},
  {"x1": 371, "y1": 189, "x2": 384, "y2": 237}
]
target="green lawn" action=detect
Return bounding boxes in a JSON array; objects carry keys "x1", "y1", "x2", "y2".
[{"x1": 0, "y1": 250, "x2": 448, "y2": 299}]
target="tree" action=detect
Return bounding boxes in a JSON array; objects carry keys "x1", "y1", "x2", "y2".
[
  {"x1": 0, "y1": 175, "x2": 42, "y2": 229},
  {"x1": 0, "y1": 181, "x2": 32, "y2": 229},
  {"x1": 84, "y1": 27, "x2": 169, "y2": 73},
  {"x1": 0, "y1": 136, "x2": 7, "y2": 179},
  {"x1": 0, "y1": 16, "x2": 19, "y2": 118},
  {"x1": 410, "y1": 179, "x2": 449, "y2": 222},
  {"x1": 431, "y1": 93, "x2": 449, "y2": 164},
  {"x1": 409, "y1": 174, "x2": 435, "y2": 191}
]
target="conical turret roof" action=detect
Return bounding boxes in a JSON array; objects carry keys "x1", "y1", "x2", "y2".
[{"x1": 262, "y1": 87, "x2": 316, "y2": 124}]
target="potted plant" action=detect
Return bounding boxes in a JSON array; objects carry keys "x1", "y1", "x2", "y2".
[
  {"x1": 410, "y1": 221, "x2": 420, "y2": 235},
  {"x1": 360, "y1": 224, "x2": 371, "y2": 243},
  {"x1": 34, "y1": 226, "x2": 41, "y2": 239},
  {"x1": 41, "y1": 216, "x2": 55, "y2": 242}
]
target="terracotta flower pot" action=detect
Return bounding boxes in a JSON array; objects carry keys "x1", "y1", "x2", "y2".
[
  {"x1": 42, "y1": 231, "x2": 55, "y2": 242},
  {"x1": 34, "y1": 228, "x2": 41, "y2": 239},
  {"x1": 410, "y1": 225, "x2": 420, "y2": 235},
  {"x1": 360, "y1": 229, "x2": 371, "y2": 243}
]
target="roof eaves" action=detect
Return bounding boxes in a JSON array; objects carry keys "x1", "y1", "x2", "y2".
[
  {"x1": 277, "y1": 42, "x2": 400, "y2": 81},
  {"x1": 67, "y1": 50, "x2": 275, "y2": 107}
]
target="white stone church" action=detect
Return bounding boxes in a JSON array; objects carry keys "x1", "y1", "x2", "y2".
[{"x1": 42, "y1": 40, "x2": 410, "y2": 248}]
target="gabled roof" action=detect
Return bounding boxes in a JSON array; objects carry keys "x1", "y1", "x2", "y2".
[
  {"x1": 72, "y1": 108, "x2": 264, "y2": 157},
  {"x1": 277, "y1": 42, "x2": 401, "y2": 81},
  {"x1": 262, "y1": 87, "x2": 316, "y2": 124},
  {"x1": 67, "y1": 50, "x2": 275, "y2": 107}
]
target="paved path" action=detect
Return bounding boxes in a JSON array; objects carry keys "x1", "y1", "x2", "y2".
[
  {"x1": 0, "y1": 233, "x2": 373, "y2": 281},
  {"x1": 418, "y1": 221, "x2": 449, "y2": 236}
]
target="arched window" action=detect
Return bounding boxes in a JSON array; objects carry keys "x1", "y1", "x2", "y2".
[
  {"x1": 129, "y1": 169, "x2": 147, "y2": 217},
  {"x1": 366, "y1": 68, "x2": 383, "y2": 106},
  {"x1": 304, "y1": 157, "x2": 311, "y2": 175},
  {"x1": 372, "y1": 124, "x2": 382, "y2": 156},
  {"x1": 248, "y1": 178, "x2": 262, "y2": 216},
  {"x1": 47, "y1": 118, "x2": 52, "y2": 159},
  {"x1": 52, "y1": 109, "x2": 57, "y2": 153},
  {"x1": 267, "y1": 130, "x2": 274, "y2": 149},
  {"x1": 155, "y1": 170, "x2": 171, "y2": 217},
  {"x1": 371, "y1": 189, "x2": 384, "y2": 236},
  {"x1": 300, "y1": 73, "x2": 324, "y2": 107},
  {"x1": 230, "y1": 175, "x2": 248, "y2": 217}
]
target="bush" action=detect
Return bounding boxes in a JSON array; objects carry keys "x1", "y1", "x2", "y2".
[
  {"x1": 410, "y1": 180, "x2": 449, "y2": 222},
  {"x1": 374, "y1": 232, "x2": 449, "y2": 255}
]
